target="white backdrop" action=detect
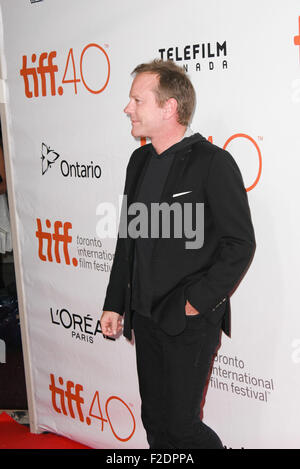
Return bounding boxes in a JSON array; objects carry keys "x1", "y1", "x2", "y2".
[{"x1": 0, "y1": 0, "x2": 299, "y2": 449}]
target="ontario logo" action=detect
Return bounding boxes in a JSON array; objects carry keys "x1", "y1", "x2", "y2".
[
  {"x1": 41, "y1": 143, "x2": 102, "y2": 179},
  {"x1": 41, "y1": 143, "x2": 59, "y2": 175}
]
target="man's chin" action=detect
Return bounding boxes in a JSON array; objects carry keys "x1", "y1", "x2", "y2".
[{"x1": 131, "y1": 128, "x2": 145, "y2": 139}]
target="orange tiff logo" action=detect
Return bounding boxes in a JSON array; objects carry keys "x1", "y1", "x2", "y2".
[
  {"x1": 49, "y1": 373, "x2": 136, "y2": 442},
  {"x1": 20, "y1": 51, "x2": 58, "y2": 98},
  {"x1": 35, "y1": 218, "x2": 78, "y2": 266},
  {"x1": 20, "y1": 43, "x2": 110, "y2": 98},
  {"x1": 209, "y1": 133, "x2": 262, "y2": 192},
  {"x1": 49, "y1": 373, "x2": 84, "y2": 421},
  {"x1": 141, "y1": 133, "x2": 262, "y2": 192}
]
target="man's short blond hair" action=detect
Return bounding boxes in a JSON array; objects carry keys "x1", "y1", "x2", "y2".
[{"x1": 132, "y1": 59, "x2": 196, "y2": 126}]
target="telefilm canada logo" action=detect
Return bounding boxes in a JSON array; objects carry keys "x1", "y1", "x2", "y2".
[
  {"x1": 41, "y1": 143, "x2": 102, "y2": 179},
  {"x1": 158, "y1": 40, "x2": 228, "y2": 72}
]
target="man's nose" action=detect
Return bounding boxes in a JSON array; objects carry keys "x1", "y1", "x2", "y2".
[{"x1": 124, "y1": 100, "x2": 132, "y2": 114}]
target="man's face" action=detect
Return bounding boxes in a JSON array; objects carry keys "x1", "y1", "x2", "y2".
[{"x1": 124, "y1": 73, "x2": 166, "y2": 139}]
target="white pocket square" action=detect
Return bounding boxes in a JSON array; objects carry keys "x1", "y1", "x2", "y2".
[{"x1": 172, "y1": 191, "x2": 192, "y2": 198}]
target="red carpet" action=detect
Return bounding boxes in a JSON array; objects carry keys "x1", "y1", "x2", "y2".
[{"x1": 0, "y1": 412, "x2": 90, "y2": 449}]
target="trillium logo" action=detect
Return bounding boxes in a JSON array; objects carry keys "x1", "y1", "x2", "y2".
[{"x1": 41, "y1": 143, "x2": 60, "y2": 175}]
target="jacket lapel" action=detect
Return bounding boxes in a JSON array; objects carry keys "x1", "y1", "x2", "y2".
[
  {"x1": 125, "y1": 146, "x2": 152, "y2": 257},
  {"x1": 159, "y1": 147, "x2": 193, "y2": 203},
  {"x1": 127, "y1": 148, "x2": 152, "y2": 205},
  {"x1": 125, "y1": 142, "x2": 194, "y2": 257}
]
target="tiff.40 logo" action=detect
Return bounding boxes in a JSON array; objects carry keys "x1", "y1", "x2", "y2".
[
  {"x1": 36, "y1": 218, "x2": 78, "y2": 267},
  {"x1": 49, "y1": 373, "x2": 136, "y2": 442},
  {"x1": 20, "y1": 43, "x2": 110, "y2": 98}
]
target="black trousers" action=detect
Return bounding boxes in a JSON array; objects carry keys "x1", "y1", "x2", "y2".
[{"x1": 132, "y1": 312, "x2": 223, "y2": 449}]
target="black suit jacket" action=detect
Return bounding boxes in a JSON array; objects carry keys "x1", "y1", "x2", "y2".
[{"x1": 103, "y1": 134, "x2": 256, "y2": 340}]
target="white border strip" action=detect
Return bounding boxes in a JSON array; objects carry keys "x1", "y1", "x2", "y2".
[{"x1": 0, "y1": 5, "x2": 38, "y2": 433}]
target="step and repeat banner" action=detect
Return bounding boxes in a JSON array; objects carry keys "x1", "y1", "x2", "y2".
[{"x1": 0, "y1": 0, "x2": 299, "y2": 449}]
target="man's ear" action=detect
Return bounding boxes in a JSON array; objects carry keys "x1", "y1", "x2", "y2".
[{"x1": 163, "y1": 97, "x2": 178, "y2": 120}]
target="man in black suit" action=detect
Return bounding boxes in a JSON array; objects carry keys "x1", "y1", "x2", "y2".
[{"x1": 100, "y1": 60, "x2": 255, "y2": 449}]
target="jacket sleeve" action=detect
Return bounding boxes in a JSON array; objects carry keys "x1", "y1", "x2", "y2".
[{"x1": 186, "y1": 148, "x2": 256, "y2": 319}]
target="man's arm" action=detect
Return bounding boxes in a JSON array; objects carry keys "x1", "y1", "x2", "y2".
[
  {"x1": 100, "y1": 150, "x2": 138, "y2": 335},
  {"x1": 100, "y1": 221, "x2": 127, "y2": 337}
]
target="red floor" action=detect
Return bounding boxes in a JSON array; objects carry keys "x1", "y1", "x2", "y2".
[{"x1": 0, "y1": 412, "x2": 90, "y2": 449}]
